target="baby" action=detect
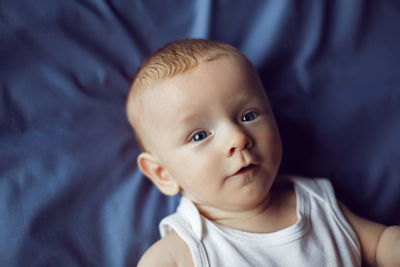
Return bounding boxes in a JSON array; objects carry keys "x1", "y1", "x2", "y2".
[{"x1": 126, "y1": 39, "x2": 400, "y2": 266}]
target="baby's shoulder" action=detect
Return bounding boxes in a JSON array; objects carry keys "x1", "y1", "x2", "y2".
[{"x1": 138, "y1": 231, "x2": 194, "y2": 267}]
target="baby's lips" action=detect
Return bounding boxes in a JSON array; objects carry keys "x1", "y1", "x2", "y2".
[{"x1": 231, "y1": 161, "x2": 259, "y2": 176}]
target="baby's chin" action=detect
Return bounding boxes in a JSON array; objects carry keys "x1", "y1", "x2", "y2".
[{"x1": 185, "y1": 182, "x2": 275, "y2": 213}]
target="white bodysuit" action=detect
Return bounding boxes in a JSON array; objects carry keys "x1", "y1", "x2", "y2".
[{"x1": 160, "y1": 177, "x2": 361, "y2": 267}]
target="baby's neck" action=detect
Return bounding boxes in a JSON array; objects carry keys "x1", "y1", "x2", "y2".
[{"x1": 196, "y1": 180, "x2": 297, "y2": 233}]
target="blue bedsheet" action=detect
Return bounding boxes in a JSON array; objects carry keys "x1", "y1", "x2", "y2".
[{"x1": 1, "y1": 1, "x2": 399, "y2": 266}]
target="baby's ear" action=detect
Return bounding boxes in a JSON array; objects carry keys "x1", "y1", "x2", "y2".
[{"x1": 137, "y1": 152, "x2": 180, "y2": 196}]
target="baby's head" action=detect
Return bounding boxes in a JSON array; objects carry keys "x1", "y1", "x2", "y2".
[{"x1": 126, "y1": 39, "x2": 283, "y2": 213}]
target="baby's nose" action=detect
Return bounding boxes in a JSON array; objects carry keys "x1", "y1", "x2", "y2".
[{"x1": 224, "y1": 125, "x2": 253, "y2": 157}]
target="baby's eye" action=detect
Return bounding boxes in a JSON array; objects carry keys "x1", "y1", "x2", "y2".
[
  {"x1": 191, "y1": 131, "x2": 210, "y2": 142},
  {"x1": 241, "y1": 111, "x2": 259, "y2": 122}
]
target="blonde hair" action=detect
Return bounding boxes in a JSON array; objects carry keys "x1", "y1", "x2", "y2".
[{"x1": 126, "y1": 39, "x2": 248, "y2": 150}]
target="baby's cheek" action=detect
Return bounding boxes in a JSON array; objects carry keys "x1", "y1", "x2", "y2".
[{"x1": 173, "y1": 146, "x2": 223, "y2": 179}]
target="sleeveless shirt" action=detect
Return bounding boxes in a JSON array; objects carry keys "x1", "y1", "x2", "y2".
[{"x1": 160, "y1": 177, "x2": 361, "y2": 267}]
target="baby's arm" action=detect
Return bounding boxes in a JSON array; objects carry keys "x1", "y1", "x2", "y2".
[
  {"x1": 340, "y1": 203, "x2": 400, "y2": 266},
  {"x1": 137, "y1": 237, "x2": 176, "y2": 267},
  {"x1": 137, "y1": 231, "x2": 194, "y2": 267},
  {"x1": 376, "y1": 226, "x2": 400, "y2": 266}
]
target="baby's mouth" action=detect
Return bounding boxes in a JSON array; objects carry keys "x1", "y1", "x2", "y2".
[{"x1": 234, "y1": 164, "x2": 257, "y2": 175}]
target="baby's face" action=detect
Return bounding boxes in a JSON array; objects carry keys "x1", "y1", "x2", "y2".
[{"x1": 140, "y1": 56, "x2": 282, "y2": 212}]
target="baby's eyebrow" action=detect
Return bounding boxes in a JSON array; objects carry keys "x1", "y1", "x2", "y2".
[
  {"x1": 172, "y1": 112, "x2": 205, "y2": 142},
  {"x1": 175, "y1": 112, "x2": 204, "y2": 126}
]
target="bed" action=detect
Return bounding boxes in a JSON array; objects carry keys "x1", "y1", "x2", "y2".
[{"x1": 1, "y1": 1, "x2": 399, "y2": 266}]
